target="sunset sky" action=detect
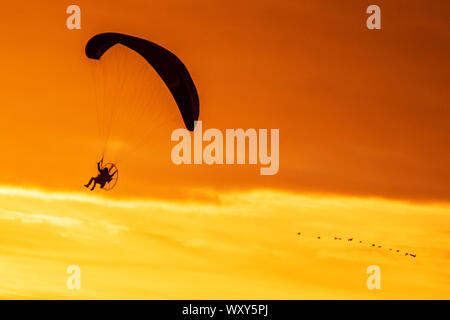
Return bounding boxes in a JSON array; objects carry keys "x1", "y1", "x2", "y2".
[{"x1": 0, "y1": 1, "x2": 449, "y2": 299}]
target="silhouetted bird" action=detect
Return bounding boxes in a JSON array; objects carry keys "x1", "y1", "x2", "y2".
[
  {"x1": 372, "y1": 244, "x2": 375, "y2": 247},
  {"x1": 317, "y1": 236, "x2": 321, "y2": 239},
  {"x1": 297, "y1": 232, "x2": 301, "y2": 235},
  {"x1": 348, "y1": 238, "x2": 353, "y2": 241},
  {"x1": 410, "y1": 254, "x2": 416, "y2": 258},
  {"x1": 389, "y1": 248, "x2": 392, "y2": 251},
  {"x1": 396, "y1": 250, "x2": 400, "y2": 252},
  {"x1": 378, "y1": 246, "x2": 381, "y2": 248},
  {"x1": 359, "y1": 241, "x2": 362, "y2": 243},
  {"x1": 405, "y1": 253, "x2": 408, "y2": 256}
]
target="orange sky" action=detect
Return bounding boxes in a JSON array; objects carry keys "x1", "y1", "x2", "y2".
[
  {"x1": 0, "y1": 0, "x2": 448, "y2": 201},
  {"x1": 0, "y1": 1, "x2": 449, "y2": 299}
]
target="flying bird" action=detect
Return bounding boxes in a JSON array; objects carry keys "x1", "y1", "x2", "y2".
[{"x1": 294, "y1": 231, "x2": 416, "y2": 260}]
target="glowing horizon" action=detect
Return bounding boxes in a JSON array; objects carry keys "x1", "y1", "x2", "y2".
[{"x1": 0, "y1": 184, "x2": 449, "y2": 299}]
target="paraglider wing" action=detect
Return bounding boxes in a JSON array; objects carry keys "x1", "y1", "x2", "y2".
[{"x1": 85, "y1": 32, "x2": 199, "y2": 131}]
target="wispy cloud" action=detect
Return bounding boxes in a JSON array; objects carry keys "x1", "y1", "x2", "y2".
[
  {"x1": 0, "y1": 184, "x2": 448, "y2": 299},
  {"x1": 0, "y1": 208, "x2": 81, "y2": 226}
]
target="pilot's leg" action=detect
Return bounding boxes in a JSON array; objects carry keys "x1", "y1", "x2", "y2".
[
  {"x1": 84, "y1": 177, "x2": 94, "y2": 188},
  {"x1": 90, "y1": 180, "x2": 98, "y2": 191}
]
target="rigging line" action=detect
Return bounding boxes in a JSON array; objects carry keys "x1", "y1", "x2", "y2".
[
  {"x1": 111, "y1": 55, "x2": 150, "y2": 161},
  {"x1": 107, "y1": 47, "x2": 138, "y2": 161},
  {"x1": 122, "y1": 62, "x2": 171, "y2": 153},
  {"x1": 122, "y1": 105, "x2": 180, "y2": 161},
  {"x1": 121, "y1": 79, "x2": 178, "y2": 158},
  {"x1": 106, "y1": 47, "x2": 131, "y2": 147},
  {"x1": 100, "y1": 57, "x2": 109, "y2": 147},
  {"x1": 89, "y1": 61, "x2": 101, "y2": 141}
]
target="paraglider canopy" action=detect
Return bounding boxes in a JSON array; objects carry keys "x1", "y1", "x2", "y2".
[{"x1": 85, "y1": 32, "x2": 199, "y2": 131}]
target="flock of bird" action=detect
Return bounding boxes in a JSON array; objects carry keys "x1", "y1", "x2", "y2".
[{"x1": 297, "y1": 232, "x2": 416, "y2": 258}]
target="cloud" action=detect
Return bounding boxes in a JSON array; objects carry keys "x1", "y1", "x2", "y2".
[
  {"x1": 0, "y1": 184, "x2": 448, "y2": 298},
  {"x1": 0, "y1": 208, "x2": 81, "y2": 227}
]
